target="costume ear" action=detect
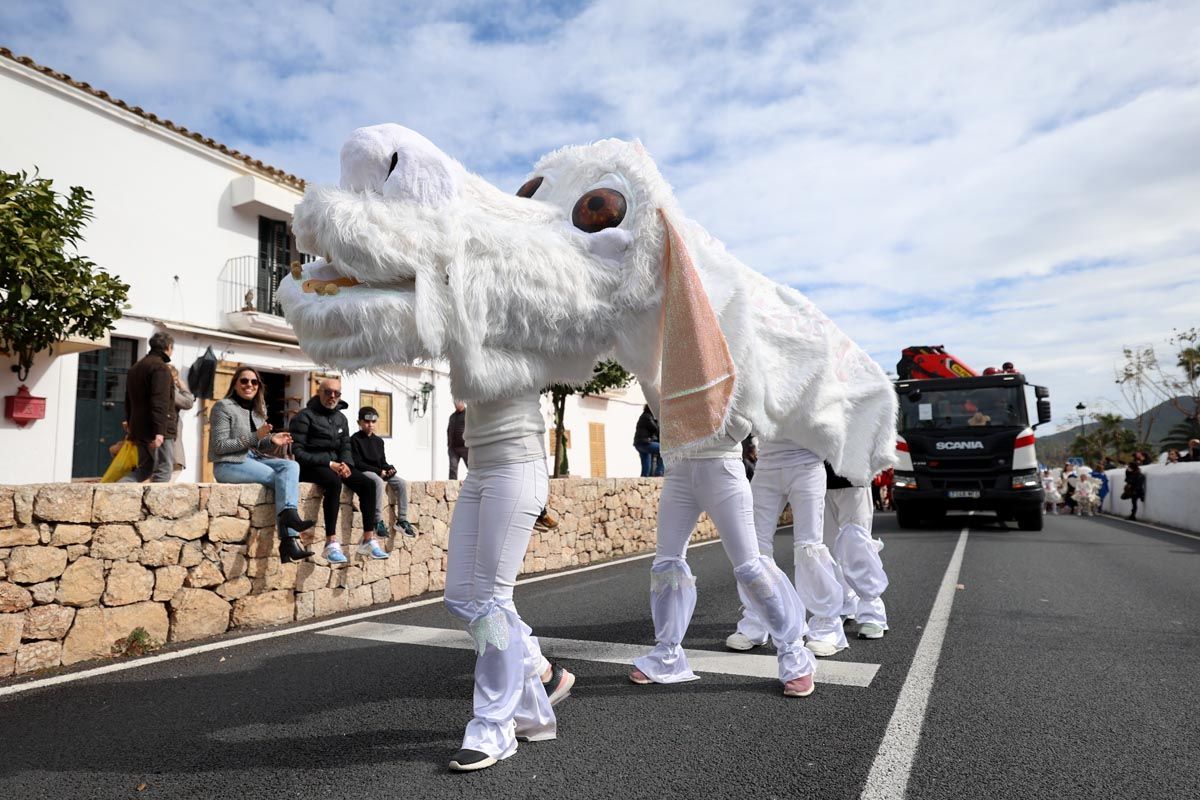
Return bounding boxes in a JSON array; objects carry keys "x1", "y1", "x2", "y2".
[{"x1": 657, "y1": 210, "x2": 736, "y2": 451}]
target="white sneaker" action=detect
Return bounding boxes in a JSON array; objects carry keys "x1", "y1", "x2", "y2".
[
  {"x1": 356, "y1": 539, "x2": 388, "y2": 560},
  {"x1": 725, "y1": 632, "x2": 767, "y2": 651},
  {"x1": 857, "y1": 622, "x2": 886, "y2": 640},
  {"x1": 805, "y1": 639, "x2": 846, "y2": 657}
]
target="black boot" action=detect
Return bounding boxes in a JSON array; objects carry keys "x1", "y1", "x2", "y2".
[
  {"x1": 279, "y1": 507, "x2": 315, "y2": 532},
  {"x1": 278, "y1": 534, "x2": 314, "y2": 563}
]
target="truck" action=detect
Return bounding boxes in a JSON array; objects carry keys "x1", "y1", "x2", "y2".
[{"x1": 891, "y1": 346, "x2": 1052, "y2": 531}]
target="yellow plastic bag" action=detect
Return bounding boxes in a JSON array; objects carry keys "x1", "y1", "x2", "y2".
[{"x1": 101, "y1": 440, "x2": 139, "y2": 483}]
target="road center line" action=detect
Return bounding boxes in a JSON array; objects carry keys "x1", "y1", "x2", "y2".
[
  {"x1": 319, "y1": 621, "x2": 881, "y2": 688},
  {"x1": 859, "y1": 526, "x2": 970, "y2": 800}
]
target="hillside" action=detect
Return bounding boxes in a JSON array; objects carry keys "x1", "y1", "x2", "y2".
[{"x1": 1036, "y1": 397, "x2": 1197, "y2": 464}]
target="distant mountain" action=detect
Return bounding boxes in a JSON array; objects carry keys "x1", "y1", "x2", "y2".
[{"x1": 1035, "y1": 397, "x2": 1196, "y2": 463}]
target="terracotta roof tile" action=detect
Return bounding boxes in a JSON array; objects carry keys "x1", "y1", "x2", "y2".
[{"x1": 1, "y1": 46, "x2": 307, "y2": 191}]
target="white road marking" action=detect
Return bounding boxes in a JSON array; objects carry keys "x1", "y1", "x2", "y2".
[
  {"x1": 0, "y1": 540, "x2": 720, "y2": 699},
  {"x1": 859, "y1": 526, "x2": 970, "y2": 800},
  {"x1": 320, "y1": 621, "x2": 881, "y2": 688}
]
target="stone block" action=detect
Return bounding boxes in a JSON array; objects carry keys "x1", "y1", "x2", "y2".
[
  {"x1": 51, "y1": 524, "x2": 93, "y2": 546},
  {"x1": 33, "y1": 484, "x2": 94, "y2": 523},
  {"x1": 361, "y1": 556, "x2": 391, "y2": 584},
  {"x1": 8, "y1": 546, "x2": 68, "y2": 584},
  {"x1": 371, "y1": 579, "x2": 392, "y2": 605},
  {"x1": 409, "y1": 563, "x2": 429, "y2": 596},
  {"x1": 185, "y1": 560, "x2": 224, "y2": 589},
  {"x1": 106, "y1": 601, "x2": 169, "y2": 647},
  {"x1": 60, "y1": 607, "x2": 107, "y2": 665},
  {"x1": 246, "y1": 528, "x2": 275, "y2": 558},
  {"x1": 143, "y1": 484, "x2": 199, "y2": 519},
  {"x1": 231, "y1": 590, "x2": 294, "y2": 628},
  {"x1": 216, "y1": 576, "x2": 251, "y2": 600},
  {"x1": 207, "y1": 484, "x2": 242, "y2": 516},
  {"x1": 103, "y1": 562, "x2": 154, "y2": 606},
  {"x1": 22, "y1": 604, "x2": 74, "y2": 640},
  {"x1": 90, "y1": 525, "x2": 140, "y2": 560},
  {"x1": 0, "y1": 612, "x2": 24, "y2": 653},
  {"x1": 169, "y1": 588, "x2": 231, "y2": 642},
  {"x1": 153, "y1": 565, "x2": 188, "y2": 601},
  {"x1": 343, "y1": 565, "x2": 363, "y2": 590},
  {"x1": 246, "y1": 557, "x2": 279, "y2": 578},
  {"x1": 220, "y1": 548, "x2": 248, "y2": 580},
  {"x1": 250, "y1": 503, "x2": 277, "y2": 528},
  {"x1": 388, "y1": 574, "x2": 409, "y2": 601},
  {"x1": 265, "y1": 561, "x2": 297, "y2": 591},
  {"x1": 349, "y1": 584, "x2": 373, "y2": 609},
  {"x1": 92, "y1": 485, "x2": 145, "y2": 523},
  {"x1": 29, "y1": 581, "x2": 56, "y2": 604},
  {"x1": 14, "y1": 486, "x2": 35, "y2": 525},
  {"x1": 0, "y1": 486, "x2": 13, "y2": 528},
  {"x1": 179, "y1": 541, "x2": 203, "y2": 567},
  {"x1": 295, "y1": 591, "x2": 315, "y2": 621},
  {"x1": 139, "y1": 538, "x2": 182, "y2": 567},
  {"x1": 15, "y1": 640, "x2": 61, "y2": 674},
  {"x1": 239, "y1": 484, "x2": 271, "y2": 506},
  {"x1": 209, "y1": 516, "x2": 251, "y2": 543},
  {"x1": 294, "y1": 562, "x2": 331, "y2": 592},
  {"x1": 170, "y1": 510, "x2": 210, "y2": 541},
  {"x1": 313, "y1": 587, "x2": 348, "y2": 617},
  {"x1": 0, "y1": 527, "x2": 40, "y2": 546},
  {"x1": 56, "y1": 557, "x2": 104, "y2": 607}
]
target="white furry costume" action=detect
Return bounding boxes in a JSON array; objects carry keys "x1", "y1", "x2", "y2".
[{"x1": 277, "y1": 124, "x2": 895, "y2": 714}]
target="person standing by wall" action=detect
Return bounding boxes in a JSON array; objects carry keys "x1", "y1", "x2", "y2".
[
  {"x1": 632, "y1": 404, "x2": 663, "y2": 478},
  {"x1": 123, "y1": 330, "x2": 176, "y2": 483},
  {"x1": 1123, "y1": 453, "x2": 1147, "y2": 521},
  {"x1": 168, "y1": 365, "x2": 195, "y2": 481},
  {"x1": 447, "y1": 400, "x2": 469, "y2": 479},
  {"x1": 289, "y1": 377, "x2": 384, "y2": 563}
]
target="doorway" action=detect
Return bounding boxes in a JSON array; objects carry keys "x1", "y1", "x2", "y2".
[{"x1": 72, "y1": 336, "x2": 138, "y2": 478}]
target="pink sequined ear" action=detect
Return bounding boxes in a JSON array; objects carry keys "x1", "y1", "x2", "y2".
[{"x1": 657, "y1": 210, "x2": 736, "y2": 451}]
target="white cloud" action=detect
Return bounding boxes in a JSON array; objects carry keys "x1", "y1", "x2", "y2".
[{"x1": 3, "y1": 0, "x2": 1198, "y2": 430}]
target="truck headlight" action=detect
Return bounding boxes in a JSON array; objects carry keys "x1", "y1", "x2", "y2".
[
  {"x1": 893, "y1": 472, "x2": 917, "y2": 489},
  {"x1": 1011, "y1": 470, "x2": 1040, "y2": 489}
]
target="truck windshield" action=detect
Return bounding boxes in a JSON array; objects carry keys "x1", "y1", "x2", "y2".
[{"x1": 898, "y1": 386, "x2": 1027, "y2": 431}]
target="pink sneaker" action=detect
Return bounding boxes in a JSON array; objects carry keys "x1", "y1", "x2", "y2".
[
  {"x1": 783, "y1": 673, "x2": 815, "y2": 697},
  {"x1": 628, "y1": 669, "x2": 653, "y2": 685}
]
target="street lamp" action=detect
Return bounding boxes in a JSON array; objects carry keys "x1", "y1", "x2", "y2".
[{"x1": 1075, "y1": 402, "x2": 1088, "y2": 462}]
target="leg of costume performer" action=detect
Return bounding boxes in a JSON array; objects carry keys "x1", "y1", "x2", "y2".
[
  {"x1": 824, "y1": 498, "x2": 860, "y2": 617},
  {"x1": 698, "y1": 459, "x2": 815, "y2": 683},
  {"x1": 788, "y1": 461, "x2": 847, "y2": 649},
  {"x1": 733, "y1": 467, "x2": 787, "y2": 644},
  {"x1": 633, "y1": 464, "x2": 703, "y2": 683},
  {"x1": 444, "y1": 460, "x2": 554, "y2": 760},
  {"x1": 829, "y1": 486, "x2": 889, "y2": 629}
]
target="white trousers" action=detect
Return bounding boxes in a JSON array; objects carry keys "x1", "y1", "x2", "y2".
[
  {"x1": 737, "y1": 460, "x2": 848, "y2": 649},
  {"x1": 823, "y1": 487, "x2": 889, "y2": 628},
  {"x1": 634, "y1": 458, "x2": 816, "y2": 684},
  {"x1": 444, "y1": 458, "x2": 555, "y2": 759}
]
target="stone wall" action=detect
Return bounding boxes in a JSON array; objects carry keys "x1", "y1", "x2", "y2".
[{"x1": 0, "y1": 479, "x2": 715, "y2": 677}]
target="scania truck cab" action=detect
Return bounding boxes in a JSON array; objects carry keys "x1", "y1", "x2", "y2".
[{"x1": 892, "y1": 371, "x2": 1052, "y2": 530}]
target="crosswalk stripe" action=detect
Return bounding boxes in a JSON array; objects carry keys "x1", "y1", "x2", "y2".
[{"x1": 320, "y1": 621, "x2": 881, "y2": 687}]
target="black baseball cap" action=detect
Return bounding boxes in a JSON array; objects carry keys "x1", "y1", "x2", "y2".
[{"x1": 358, "y1": 406, "x2": 380, "y2": 421}]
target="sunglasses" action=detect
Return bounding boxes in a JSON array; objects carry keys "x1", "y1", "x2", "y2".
[
  {"x1": 237, "y1": 377, "x2": 260, "y2": 387},
  {"x1": 321, "y1": 389, "x2": 342, "y2": 397}
]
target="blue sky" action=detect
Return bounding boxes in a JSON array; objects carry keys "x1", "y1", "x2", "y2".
[{"x1": 3, "y1": 0, "x2": 1199, "y2": 432}]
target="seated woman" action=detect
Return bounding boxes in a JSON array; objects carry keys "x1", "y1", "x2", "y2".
[{"x1": 209, "y1": 365, "x2": 315, "y2": 562}]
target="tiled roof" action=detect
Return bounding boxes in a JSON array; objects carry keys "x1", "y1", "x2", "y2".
[{"x1": 1, "y1": 46, "x2": 306, "y2": 190}]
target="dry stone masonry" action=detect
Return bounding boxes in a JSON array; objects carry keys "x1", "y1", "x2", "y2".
[{"x1": 0, "y1": 479, "x2": 719, "y2": 678}]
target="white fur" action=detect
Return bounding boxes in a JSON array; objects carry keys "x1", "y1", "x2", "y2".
[{"x1": 279, "y1": 126, "x2": 896, "y2": 483}]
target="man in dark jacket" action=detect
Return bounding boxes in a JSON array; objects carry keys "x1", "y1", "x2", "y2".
[
  {"x1": 447, "y1": 400, "x2": 468, "y2": 479},
  {"x1": 351, "y1": 406, "x2": 416, "y2": 538},
  {"x1": 123, "y1": 331, "x2": 176, "y2": 483},
  {"x1": 289, "y1": 377, "x2": 382, "y2": 564},
  {"x1": 633, "y1": 405, "x2": 663, "y2": 477}
]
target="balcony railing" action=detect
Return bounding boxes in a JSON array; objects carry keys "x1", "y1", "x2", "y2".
[{"x1": 218, "y1": 255, "x2": 289, "y2": 317}]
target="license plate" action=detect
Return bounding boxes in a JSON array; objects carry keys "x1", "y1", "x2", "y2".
[{"x1": 947, "y1": 490, "x2": 980, "y2": 499}]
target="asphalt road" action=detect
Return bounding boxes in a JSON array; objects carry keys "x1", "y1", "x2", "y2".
[{"x1": 2, "y1": 510, "x2": 1197, "y2": 800}]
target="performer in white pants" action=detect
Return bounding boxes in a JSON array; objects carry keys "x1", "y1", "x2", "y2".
[
  {"x1": 824, "y1": 464, "x2": 889, "y2": 639},
  {"x1": 629, "y1": 433, "x2": 818, "y2": 698},
  {"x1": 726, "y1": 442, "x2": 850, "y2": 657},
  {"x1": 443, "y1": 394, "x2": 575, "y2": 772}
]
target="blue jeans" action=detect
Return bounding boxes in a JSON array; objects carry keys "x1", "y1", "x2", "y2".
[
  {"x1": 635, "y1": 442, "x2": 664, "y2": 477},
  {"x1": 213, "y1": 453, "x2": 302, "y2": 537}
]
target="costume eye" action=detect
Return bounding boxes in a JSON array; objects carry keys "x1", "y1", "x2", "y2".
[
  {"x1": 386, "y1": 152, "x2": 399, "y2": 180},
  {"x1": 572, "y1": 188, "x2": 626, "y2": 233},
  {"x1": 516, "y1": 176, "x2": 543, "y2": 198}
]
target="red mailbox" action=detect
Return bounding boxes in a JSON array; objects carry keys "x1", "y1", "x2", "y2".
[{"x1": 5, "y1": 385, "x2": 46, "y2": 427}]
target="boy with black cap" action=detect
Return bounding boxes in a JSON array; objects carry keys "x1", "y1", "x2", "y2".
[{"x1": 351, "y1": 406, "x2": 417, "y2": 537}]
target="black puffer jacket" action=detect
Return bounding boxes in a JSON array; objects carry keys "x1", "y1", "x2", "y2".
[
  {"x1": 289, "y1": 396, "x2": 353, "y2": 468},
  {"x1": 633, "y1": 409, "x2": 659, "y2": 446}
]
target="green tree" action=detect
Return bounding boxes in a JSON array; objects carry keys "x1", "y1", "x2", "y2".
[
  {"x1": 1161, "y1": 417, "x2": 1200, "y2": 451},
  {"x1": 0, "y1": 170, "x2": 128, "y2": 380},
  {"x1": 546, "y1": 360, "x2": 634, "y2": 477}
]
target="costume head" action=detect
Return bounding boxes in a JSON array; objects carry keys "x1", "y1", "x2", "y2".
[{"x1": 278, "y1": 125, "x2": 896, "y2": 482}]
